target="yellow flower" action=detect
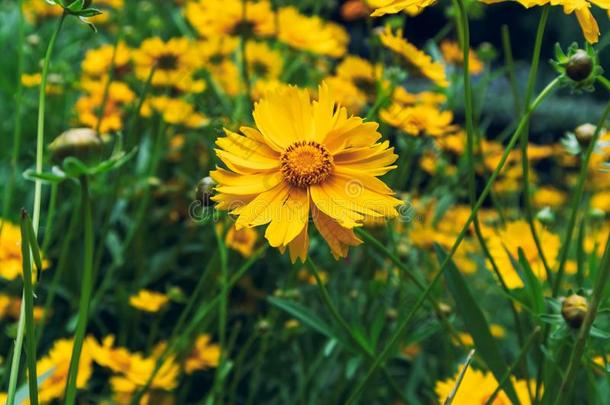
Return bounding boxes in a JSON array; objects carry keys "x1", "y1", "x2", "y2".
[
  {"x1": 211, "y1": 84, "x2": 402, "y2": 262},
  {"x1": 89, "y1": 336, "x2": 179, "y2": 395},
  {"x1": 133, "y1": 37, "x2": 204, "y2": 93},
  {"x1": 481, "y1": 0, "x2": 606, "y2": 43},
  {"x1": 591, "y1": 190, "x2": 610, "y2": 212},
  {"x1": 435, "y1": 367, "x2": 536, "y2": 404},
  {"x1": 455, "y1": 324, "x2": 506, "y2": 346},
  {"x1": 380, "y1": 103, "x2": 456, "y2": 136},
  {"x1": 533, "y1": 186, "x2": 567, "y2": 208},
  {"x1": 185, "y1": 0, "x2": 275, "y2": 39},
  {"x1": 225, "y1": 225, "x2": 259, "y2": 257},
  {"x1": 0, "y1": 220, "x2": 50, "y2": 281},
  {"x1": 486, "y1": 220, "x2": 560, "y2": 289},
  {"x1": 392, "y1": 86, "x2": 447, "y2": 106},
  {"x1": 23, "y1": 0, "x2": 62, "y2": 23},
  {"x1": 246, "y1": 41, "x2": 284, "y2": 81},
  {"x1": 379, "y1": 26, "x2": 448, "y2": 87},
  {"x1": 141, "y1": 96, "x2": 209, "y2": 128},
  {"x1": 82, "y1": 42, "x2": 132, "y2": 79},
  {"x1": 184, "y1": 334, "x2": 221, "y2": 374},
  {"x1": 370, "y1": 0, "x2": 438, "y2": 16},
  {"x1": 36, "y1": 338, "x2": 93, "y2": 403},
  {"x1": 326, "y1": 56, "x2": 384, "y2": 113},
  {"x1": 85, "y1": 0, "x2": 124, "y2": 25},
  {"x1": 129, "y1": 290, "x2": 170, "y2": 313},
  {"x1": 76, "y1": 81, "x2": 135, "y2": 134},
  {"x1": 21, "y1": 73, "x2": 63, "y2": 94},
  {"x1": 277, "y1": 7, "x2": 348, "y2": 57},
  {"x1": 440, "y1": 40, "x2": 484, "y2": 75}
]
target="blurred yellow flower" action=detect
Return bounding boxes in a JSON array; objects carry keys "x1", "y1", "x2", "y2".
[
  {"x1": 440, "y1": 40, "x2": 484, "y2": 75},
  {"x1": 380, "y1": 103, "x2": 456, "y2": 136},
  {"x1": 211, "y1": 84, "x2": 402, "y2": 261},
  {"x1": 23, "y1": 0, "x2": 62, "y2": 23},
  {"x1": 36, "y1": 338, "x2": 93, "y2": 403},
  {"x1": 0, "y1": 220, "x2": 49, "y2": 281},
  {"x1": 76, "y1": 81, "x2": 135, "y2": 134},
  {"x1": 392, "y1": 86, "x2": 447, "y2": 106},
  {"x1": 21, "y1": 73, "x2": 63, "y2": 94},
  {"x1": 82, "y1": 42, "x2": 132, "y2": 79},
  {"x1": 185, "y1": 0, "x2": 275, "y2": 38},
  {"x1": 326, "y1": 55, "x2": 384, "y2": 113},
  {"x1": 435, "y1": 367, "x2": 536, "y2": 404},
  {"x1": 246, "y1": 41, "x2": 284, "y2": 81},
  {"x1": 129, "y1": 290, "x2": 170, "y2": 313},
  {"x1": 133, "y1": 37, "x2": 204, "y2": 93},
  {"x1": 486, "y1": 220, "x2": 560, "y2": 289},
  {"x1": 225, "y1": 225, "x2": 258, "y2": 257},
  {"x1": 379, "y1": 26, "x2": 448, "y2": 87},
  {"x1": 456, "y1": 323, "x2": 506, "y2": 346},
  {"x1": 533, "y1": 186, "x2": 567, "y2": 208},
  {"x1": 184, "y1": 334, "x2": 221, "y2": 374},
  {"x1": 277, "y1": 7, "x2": 348, "y2": 57},
  {"x1": 370, "y1": 0, "x2": 437, "y2": 16},
  {"x1": 141, "y1": 96, "x2": 209, "y2": 128}
]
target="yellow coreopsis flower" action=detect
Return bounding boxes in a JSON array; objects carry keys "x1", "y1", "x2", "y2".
[
  {"x1": 185, "y1": 0, "x2": 275, "y2": 39},
  {"x1": 277, "y1": 7, "x2": 349, "y2": 57},
  {"x1": 184, "y1": 334, "x2": 221, "y2": 374},
  {"x1": 133, "y1": 37, "x2": 204, "y2": 93},
  {"x1": 326, "y1": 55, "x2": 384, "y2": 113},
  {"x1": 379, "y1": 27, "x2": 449, "y2": 87},
  {"x1": 435, "y1": 367, "x2": 537, "y2": 404},
  {"x1": 486, "y1": 220, "x2": 560, "y2": 289},
  {"x1": 82, "y1": 42, "x2": 132, "y2": 79},
  {"x1": 211, "y1": 84, "x2": 402, "y2": 262},
  {"x1": 36, "y1": 338, "x2": 93, "y2": 403},
  {"x1": 129, "y1": 290, "x2": 170, "y2": 313},
  {"x1": 246, "y1": 41, "x2": 284, "y2": 81},
  {"x1": 533, "y1": 186, "x2": 567, "y2": 208}
]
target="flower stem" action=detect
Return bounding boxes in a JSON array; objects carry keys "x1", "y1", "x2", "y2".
[
  {"x1": 64, "y1": 176, "x2": 94, "y2": 405},
  {"x1": 553, "y1": 232, "x2": 610, "y2": 405},
  {"x1": 20, "y1": 211, "x2": 38, "y2": 405},
  {"x1": 5, "y1": 13, "x2": 66, "y2": 404},
  {"x1": 552, "y1": 90, "x2": 610, "y2": 296},
  {"x1": 345, "y1": 77, "x2": 560, "y2": 404}
]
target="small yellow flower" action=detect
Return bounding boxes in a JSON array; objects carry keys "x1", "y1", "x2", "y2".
[
  {"x1": 486, "y1": 220, "x2": 560, "y2": 289},
  {"x1": 185, "y1": 0, "x2": 275, "y2": 38},
  {"x1": 36, "y1": 338, "x2": 93, "y2": 403},
  {"x1": 247, "y1": 41, "x2": 284, "y2": 81},
  {"x1": 440, "y1": 40, "x2": 484, "y2": 75},
  {"x1": 325, "y1": 55, "x2": 384, "y2": 113},
  {"x1": 129, "y1": 290, "x2": 169, "y2": 313},
  {"x1": 0, "y1": 220, "x2": 49, "y2": 281},
  {"x1": 435, "y1": 367, "x2": 537, "y2": 404},
  {"x1": 82, "y1": 42, "x2": 132, "y2": 79},
  {"x1": 76, "y1": 81, "x2": 135, "y2": 134},
  {"x1": 533, "y1": 186, "x2": 567, "y2": 208},
  {"x1": 380, "y1": 103, "x2": 456, "y2": 136},
  {"x1": 225, "y1": 225, "x2": 259, "y2": 257},
  {"x1": 184, "y1": 334, "x2": 221, "y2": 374},
  {"x1": 379, "y1": 26, "x2": 448, "y2": 87},
  {"x1": 141, "y1": 97, "x2": 209, "y2": 128},
  {"x1": 277, "y1": 7, "x2": 349, "y2": 57}
]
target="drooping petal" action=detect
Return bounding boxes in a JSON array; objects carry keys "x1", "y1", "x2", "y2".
[
  {"x1": 288, "y1": 215, "x2": 310, "y2": 263},
  {"x1": 574, "y1": 7, "x2": 600, "y2": 44},
  {"x1": 312, "y1": 205, "x2": 362, "y2": 259},
  {"x1": 310, "y1": 182, "x2": 364, "y2": 228}
]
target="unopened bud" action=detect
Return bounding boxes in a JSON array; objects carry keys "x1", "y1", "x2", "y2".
[
  {"x1": 195, "y1": 176, "x2": 216, "y2": 207},
  {"x1": 566, "y1": 50, "x2": 593, "y2": 82},
  {"x1": 561, "y1": 294, "x2": 588, "y2": 328},
  {"x1": 48, "y1": 128, "x2": 102, "y2": 164},
  {"x1": 574, "y1": 123, "x2": 596, "y2": 147}
]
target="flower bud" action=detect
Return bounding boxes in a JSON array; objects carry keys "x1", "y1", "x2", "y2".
[
  {"x1": 566, "y1": 49, "x2": 593, "y2": 82},
  {"x1": 561, "y1": 294, "x2": 588, "y2": 328},
  {"x1": 48, "y1": 128, "x2": 103, "y2": 165},
  {"x1": 574, "y1": 123, "x2": 596, "y2": 147},
  {"x1": 195, "y1": 176, "x2": 216, "y2": 207},
  {"x1": 341, "y1": 0, "x2": 369, "y2": 21}
]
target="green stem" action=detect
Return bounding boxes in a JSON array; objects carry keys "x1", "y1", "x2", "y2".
[
  {"x1": 521, "y1": 6, "x2": 553, "y2": 284},
  {"x1": 501, "y1": 25, "x2": 521, "y2": 114},
  {"x1": 553, "y1": 232, "x2": 610, "y2": 405},
  {"x1": 305, "y1": 258, "x2": 408, "y2": 403},
  {"x1": 344, "y1": 77, "x2": 560, "y2": 404},
  {"x1": 20, "y1": 212, "x2": 38, "y2": 405},
  {"x1": 6, "y1": 13, "x2": 66, "y2": 404},
  {"x1": 64, "y1": 176, "x2": 94, "y2": 405},
  {"x1": 212, "y1": 224, "x2": 230, "y2": 402},
  {"x1": 41, "y1": 182, "x2": 58, "y2": 253},
  {"x1": 552, "y1": 91, "x2": 610, "y2": 296}
]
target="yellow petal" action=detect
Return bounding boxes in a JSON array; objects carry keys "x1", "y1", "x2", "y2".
[
  {"x1": 265, "y1": 187, "x2": 310, "y2": 247},
  {"x1": 211, "y1": 168, "x2": 284, "y2": 195},
  {"x1": 312, "y1": 205, "x2": 361, "y2": 259}
]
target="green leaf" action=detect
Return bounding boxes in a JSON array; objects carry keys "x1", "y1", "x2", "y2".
[
  {"x1": 517, "y1": 248, "x2": 545, "y2": 316},
  {"x1": 22, "y1": 168, "x2": 66, "y2": 184},
  {"x1": 267, "y1": 297, "x2": 339, "y2": 342},
  {"x1": 66, "y1": 0, "x2": 84, "y2": 11},
  {"x1": 22, "y1": 210, "x2": 43, "y2": 278},
  {"x1": 434, "y1": 244, "x2": 521, "y2": 405}
]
